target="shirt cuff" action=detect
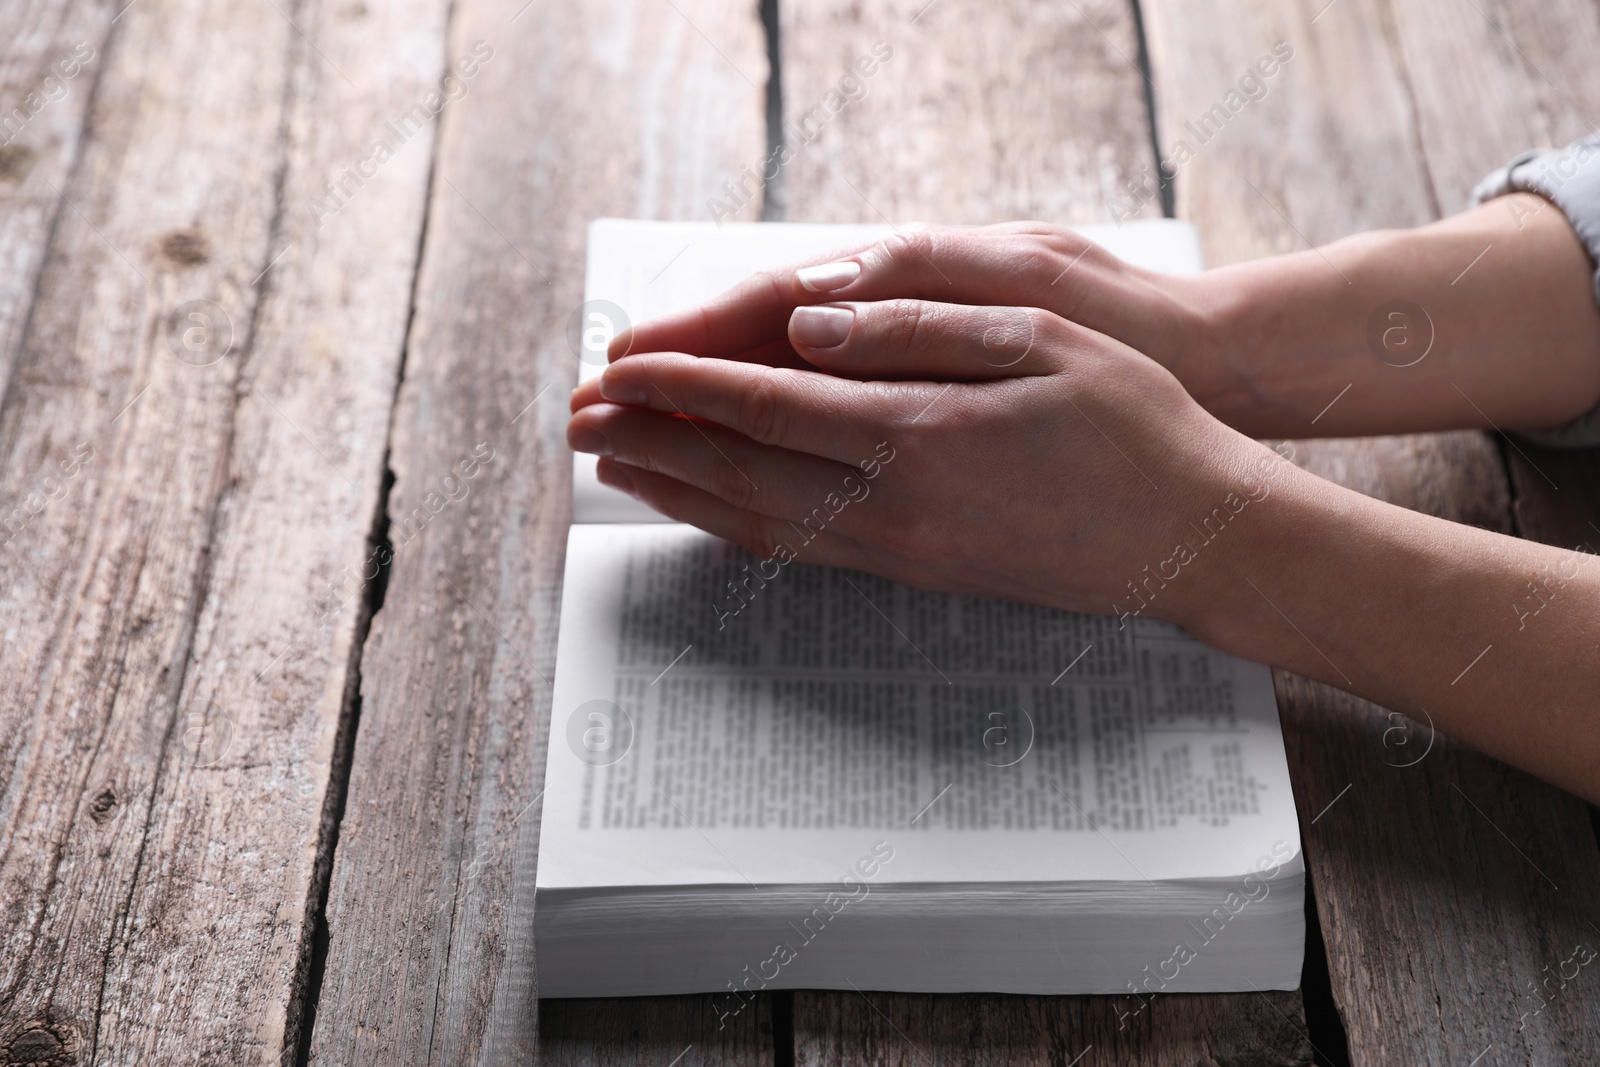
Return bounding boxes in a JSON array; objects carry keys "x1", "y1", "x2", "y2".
[{"x1": 1472, "y1": 132, "x2": 1600, "y2": 448}]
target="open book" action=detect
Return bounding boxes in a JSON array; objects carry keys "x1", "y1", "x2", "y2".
[{"x1": 536, "y1": 219, "x2": 1305, "y2": 1001}]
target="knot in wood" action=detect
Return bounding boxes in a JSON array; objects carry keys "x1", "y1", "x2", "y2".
[
  {"x1": 159, "y1": 228, "x2": 211, "y2": 266},
  {"x1": 3, "y1": 1023, "x2": 74, "y2": 1066}
]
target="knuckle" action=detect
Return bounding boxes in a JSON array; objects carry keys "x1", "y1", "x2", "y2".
[
  {"x1": 738, "y1": 515, "x2": 788, "y2": 561},
  {"x1": 1038, "y1": 227, "x2": 1092, "y2": 256},
  {"x1": 870, "y1": 502, "x2": 934, "y2": 559},
  {"x1": 1020, "y1": 306, "x2": 1071, "y2": 355},
  {"x1": 711, "y1": 457, "x2": 758, "y2": 510},
  {"x1": 877, "y1": 300, "x2": 930, "y2": 356},
  {"x1": 1014, "y1": 219, "x2": 1063, "y2": 236},
  {"x1": 736, "y1": 367, "x2": 787, "y2": 446},
  {"x1": 976, "y1": 306, "x2": 1044, "y2": 368},
  {"x1": 756, "y1": 267, "x2": 790, "y2": 306},
  {"x1": 1020, "y1": 304, "x2": 1059, "y2": 339},
  {"x1": 879, "y1": 513, "x2": 937, "y2": 562},
  {"x1": 1004, "y1": 238, "x2": 1062, "y2": 282},
  {"x1": 879, "y1": 229, "x2": 937, "y2": 271},
  {"x1": 873, "y1": 380, "x2": 938, "y2": 439}
]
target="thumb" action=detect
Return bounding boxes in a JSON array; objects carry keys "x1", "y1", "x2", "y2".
[{"x1": 788, "y1": 299, "x2": 1055, "y2": 380}]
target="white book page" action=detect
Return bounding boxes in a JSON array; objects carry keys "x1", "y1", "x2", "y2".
[
  {"x1": 572, "y1": 218, "x2": 1206, "y2": 523},
  {"x1": 538, "y1": 524, "x2": 1301, "y2": 891}
]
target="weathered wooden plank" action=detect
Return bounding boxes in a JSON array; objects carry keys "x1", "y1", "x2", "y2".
[
  {"x1": 781, "y1": 2, "x2": 1310, "y2": 1063},
  {"x1": 1384, "y1": 0, "x2": 1600, "y2": 215},
  {"x1": 1141, "y1": 0, "x2": 1600, "y2": 1062},
  {"x1": 0, "y1": 0, "x2": 114, "y2": 410},
  {"x1": 539, "y1": 997, "x2": 775, "y2": 1067},
  {"x1": 1507, "y1": 444, "x2": 1600, "y2": 552},
  {"x1": 0, "y1": 0, "x2": 445, "y2": 1060},
  {"x1": 794, "y1": 991, "x2": 1311, "y2": 1067},
  {"x1": 779, "y1": 0, "x2": 1161, "y2": 226},
  {"x1": 306, "y1": 2, "x2": 772, "y2": 1063}
]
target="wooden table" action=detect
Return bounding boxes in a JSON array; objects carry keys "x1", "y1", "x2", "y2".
[{"x1": 3, "y1": 0, "x2": 1599, "y2": 1063}]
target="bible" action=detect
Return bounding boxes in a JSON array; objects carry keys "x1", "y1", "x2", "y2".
[{"x1": 535, "y1": 219, "x2": 1305, "y2": 1001}]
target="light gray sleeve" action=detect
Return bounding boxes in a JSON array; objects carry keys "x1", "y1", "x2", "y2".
[{"x1": 1472, "y1": 131, "x2": 1600, "y2": 448}]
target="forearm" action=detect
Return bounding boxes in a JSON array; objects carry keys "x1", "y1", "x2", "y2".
[
  {"x1": 1168, "y1": 196, "x2": 1600, "y2": 438},
  {"x1": 1174, "y1": 463, "x2": 1600, "y2": 801}
]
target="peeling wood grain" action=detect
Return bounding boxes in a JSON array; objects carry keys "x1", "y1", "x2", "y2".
[
  {"x1": 779, "y1": 0, "x2": 1162, "y2": 226},
  {"x1": 307, "y1": 1, "x2": 772, "y2": 1064},
  {"x1": 794, "y1": 991, "x2": 1312, "y2": 1067},
  {"x1": 0, "y1": 0, "x2": 448, "y2": 1060},
  {"x1": 0, "y1": 0, "x2": 117, "y2": 410}
]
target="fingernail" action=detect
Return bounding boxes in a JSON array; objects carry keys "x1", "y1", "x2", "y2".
[
  {"x1": 596, "y1": 461, "x2": 637, "y2": 497},
  {"x1": 790, "y1": 305, "x2": 855, "y2": 349},
  {"x1": 569, "y1": 426, "x2": 611, "y2": 455},
  {"x1": 600, "y1": 376, "x2": 650, "y2": 405},
  {"x1": 796, "y1": 260, "x2": 861, "y2": 292}
]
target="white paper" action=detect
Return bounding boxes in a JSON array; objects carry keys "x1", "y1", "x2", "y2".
[{"x1": 539, "y1": 524, "x2": 1301, "y2": 891}]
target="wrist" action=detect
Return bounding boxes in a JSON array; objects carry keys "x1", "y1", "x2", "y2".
[
  {"x1": 1109, "y1": 429, "x2": 1319, "y2": 638},
  {"x1": 1162, "y1": 450, "x2": 1392, "y2": 674},
  {"x1": 1152, "y1": 269, "x2": 1246, "y2": 414},
  {"x1": 1171, "y1": 454, "x2": 1484, "y2": 700},
  {"x1": 1172, "y1": 456, "x2": 1600, "y2": 801},
  {"x1": 1160, "y1": 230, "x2": 1402, "y2": 432}
]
